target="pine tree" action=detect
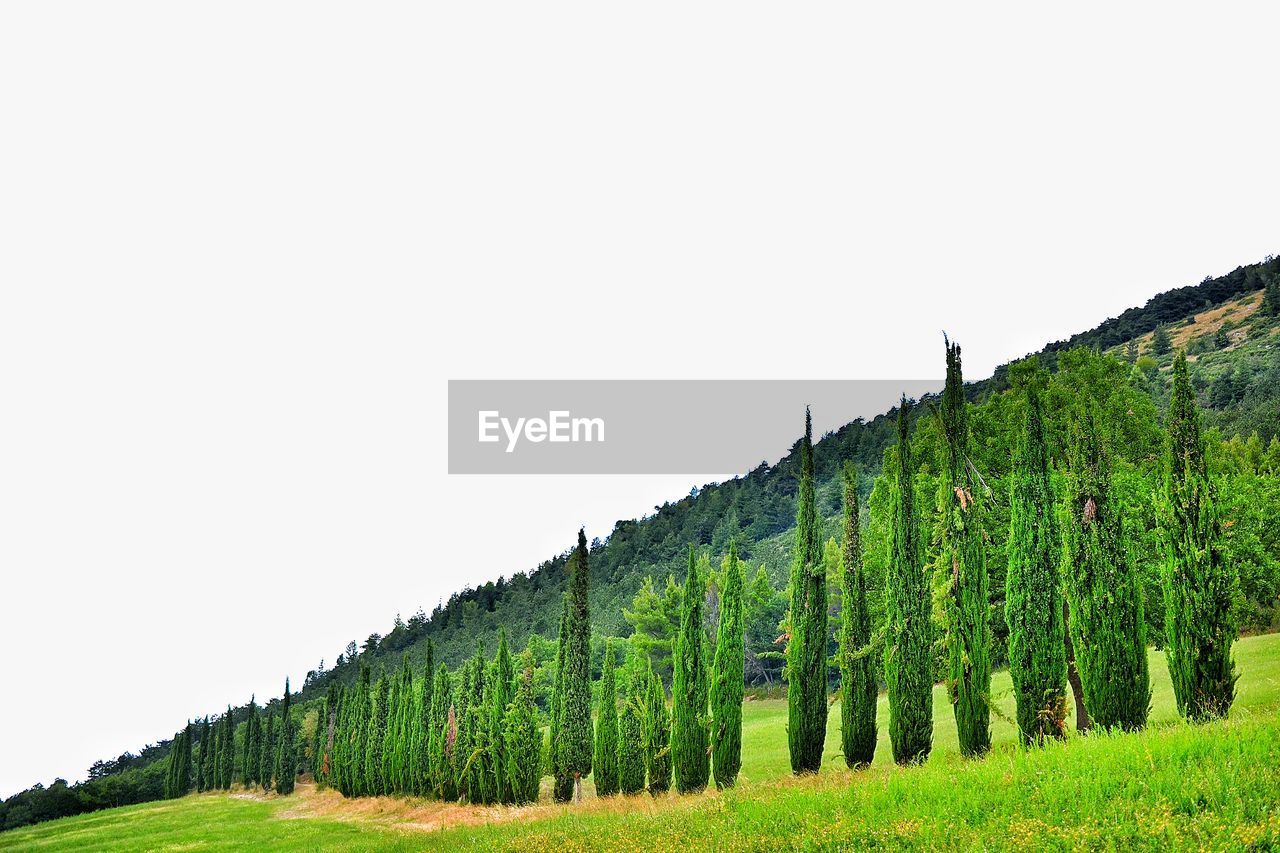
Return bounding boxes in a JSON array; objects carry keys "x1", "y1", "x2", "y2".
[
  {"x1": 839, "y1": 462, "x2": 877, "y2": 767},
  {"x1": 935, "y1": 339, "x2": 991, "y2": 757},
  {"x1": 550, "y1": 596, "x2": 573, "y2": 803},
  {"x1": 276, "y1": 680, "x2": 296, "y2": 794},
  {"x1": 259, "y1": 713, "x2": 275, "y2": 792},
  {"x1": 364, "y1": 672, "x2": 389, "y2": 795},
  {"x1": 672, "y1": 544, "x2": 710, "y2": 793},
  {"x1": 885, "y1": 398, "x2": 933, "y2": 764},
  {"x1": 617, "y1": 648, "x2": 646, "y2": 796},
  {"x1": 426, "y1": 663, "x2": 455, "y2": 800},
  {"x1": 593, "y1": 639, "x2": 621, "y2": 796},
  {"x1": 1062, "y1": 405, "x2": 1151, "y2": 731},
  {"x1": 710, "y1": 542, "x2": 744, "y2": 788},
  {"x1": 787, "y1": 408, "x2": 829, "y2": 774},
  {"x1": 642, "y1": 664, "x2": 672, "y2": 796},
  {"x1": 558, "y1": 529, "x2": 594, "y2": 801},
  {"x1": 1005, "y1": 374, "x2": 1068, "y2": 745},
  {"x1": 219, "y1": 707, "x2": 235, "y2": 789},
  {"x1": 490, "y1": 628, "x2": 515, "y2": 803},
  {"x1": 503, "y1": 651, "x2": 542, "y2": 805},
  {"x1": 1162, "y1": 351, "x2": 1239, "y2": 721}
]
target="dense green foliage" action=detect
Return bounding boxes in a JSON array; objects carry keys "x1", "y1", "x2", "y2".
[
  {"x1": 1004, "y1": 374, "x2": 1068, "y2": 745},
  {"x1": 1062, "y1": 407, "x2": 1151, "y2": 730},
  {"x1": 559, "y1": 530, "x2": 594, "y2": 798},
  {"x1": 885, "y1": 400, "x2": 934, "y2": 764},
  {"x1": 1162, "y1": 352, "x2": 1238, "y2": 721},
  {"x1": 671, "y1": 545, "x2": 710, "y2": 793},
  {"x1": 592, "y1": 641, "x2": 620, "y2": 797},
  {"x1": 838, "y1": 462, "x2": 876, "y2": 768},
  {"x1": 275, "y1": 681, "x2": 296, "y2": 794},
  {"x1": 786, "y1": 409, "x2": 828, "y2": 774},
  {"x1": 710, "y1": 542, "x2": 744, "y2": 788},
  {"x1": 642, "y1": 663, "x2": 672, "y2": 796},
  {"x1": 503, "y1": 652, "x2": 541, "y2": 804},
  {"x1": 617, "y1": 657, "x2": 646, "y2": 795}
]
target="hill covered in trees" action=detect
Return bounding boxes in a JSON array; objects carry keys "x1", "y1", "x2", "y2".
[{"x1": 4, "y1": 254, "x2": 1280, "y2": 833}]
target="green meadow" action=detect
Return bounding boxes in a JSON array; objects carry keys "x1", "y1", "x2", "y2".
[{"x1": 6, "y1": 633, "x2": 1278, "y2": 851}]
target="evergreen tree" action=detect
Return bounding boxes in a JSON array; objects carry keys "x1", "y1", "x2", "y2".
[
  {"x1": 275, "y1": 680, "x2": 296, "y2": 794},
  {"x1": 549, "y1": 597, "x2": 574, "y2": 803},
  {"x1": 1062, "y1": 405, "x2": 1151, "y2": 731},
  {"x1": 317, "y1": 683, "x2": 339, "y2": 788},
  {"x1": 672, "y1": 544, "x2": 710, "y2": 793},
  {"x1": 503, "y1": 651, "x2": 542, "y2": 805},
  {"x1": 408, "y1": 642, "x2": 434, "y2": 796},
  {"x1": 462, "y1": 644, "x2": 492, "y2": 804},
  {"x1": 558, "y1": 529, "x2": 594, "y2": 801},
  {"x1": 1262, "y1": 278, "x2": 1280, "y2": 317},
  {"x1": 243, "y1": 697, "x2": 260, "y2": 787},
  {"x1": 710, "y1": 541, "x2": 744, "y2": 788},
  {"x1": 382, "y1": 658, "x2": 407, "y2": 793},
  {"x1": 259, "y1": 713, "x2": 275, "y2": 792},
  {"x1": 196, "y1": 717, "x2": 212, "y2": 792},
  {"x1": 617, "y1": 649, "x2": 646, "y2": 796},
  {"x1": 642, "y1": 664, "x2": 672, "y2": 796},
  {"x1": 885, "y1": 398, "x2": 933, "y2": 764},
  {"x1": 786, "y1": 408, "x2": 829, "y2": 774},
  {"x1": 1151, "y1": 324, "x2": 1172, "y2": 355},
  {"x1": 592, "y1": 640, "x2": 621, "y2": 796},
  {"x1": 364, "y1": 672, "x2": 389, "y2": 795},
  {"x1": 426, "y1": 663, "x2": 455, "y2": 800},
  {"x1": 165, "y1": 725, "x2": 192, "y2": 798},
  {"x1": 489, "y1": 628, "x2": 515, "y2": 803},
  {"x1": 219, "y1": 707, "x2": 234, "y2": 789},
  {"x1": 1005, "y1": 374, "x2": 1068, "y2": 745},
  {"x1": 1162, "y1": 351, "x2": 1239, "y2": 721},
  {"x1": 935, "y1": 340, "x2": 991, "y2": 757},
  {"x1": 839, "y1": 462, "x2": 877, "y2": 767}
]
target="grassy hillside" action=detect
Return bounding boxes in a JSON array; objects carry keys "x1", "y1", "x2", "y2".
[{"x1": 8, "y1": 633, "x2": 1278, "y2": 850}]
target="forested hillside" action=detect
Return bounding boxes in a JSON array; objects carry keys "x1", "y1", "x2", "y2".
[{"x1": 4, "y1": 254, "x2": 1280, "y2": 832}]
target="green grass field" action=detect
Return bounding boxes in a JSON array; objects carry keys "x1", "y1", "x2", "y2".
[{"x1": 6, "y1": 634, "x2": 1279, "y2": 851}]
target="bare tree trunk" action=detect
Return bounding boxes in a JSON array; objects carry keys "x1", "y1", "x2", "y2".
[
  {"x1": 1063, "y1": 598, "x2": 1090, "y2": 733},
  {"x1": 573, "y1": 773, "x2": 582, "y2": 803}
]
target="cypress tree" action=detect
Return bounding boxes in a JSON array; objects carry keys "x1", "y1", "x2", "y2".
[
  {"x1": 710, "y1": 542, "x2": 744, "y2": 788},
  {"x1": 617, "y1": 648, "x2": 646, "y2": 796},
  {"x1": 426, "y1": 663, "x2": 455, "y2": 800},
  {"x1": 642, "y1": 664, "x2": 672, "y2": 796},
  {"x1": 409, "y1": 642, "x2": 434, "y2": 796},
  {"x1": 382, "y1": 659, "x2": 406, "y2": 793},
  {"x1": 196, "y1": 717, "x2": 212, "y2": 792},
  {"x1": 276, "y1": 680, "x2": 296, "y2": 794},
  {"x1": 346, "y1": 663, "x2": 371, "y2": 796},
  {"x1": 490, "y1": 628, "x2": 515, "y2": 803},
  {"x1": 559, "y1": 529, "x2": 594, "y2": 801},
  {"x1": 885, "y1": 398, "x2": 933, "y2": 764},
  {"x1": 166, "y1": 725, "x2": 192, "y2": 798},
  {"x1": 550, "y1": 596, "x2": 574, "y2": 803},
  {"x1": 210, "y1": 718, "x2": 224, "y2": 790},
  {"x1": 935, "y1": 340, "x2": 991, "y2": 757},
  {"x1": 504, "y1": 651, "x2": 542, "y2": 805},
  {"x1": 839, "y1": 462, "x2": 877, "y2": 767},
  {"x1": 1062, "y1": 405, "x2": 1151, "y2": 730},
  {"x1": 220, "y1": 707, "x2": 235, "y2": 789},
  {"x1": 259, "y1": 713, "x2": 275, "y2": 792},
  {"x1": 593, "y1": 639, "x2": 621, "y2": 796},
  {"x1": 1005, "y1": 374, "x2": 1068, "y2": 745},
  {"x1": 1162, "y1": 351, "x2": 1239, "y2": 721},
  {"x1": 787, "y1": 408, "x2": 829, "y2": 774},
  {"x1": 462, "y1": 645, "x2": 492, "y2": 804},
  {"x1": 243, "y1": 697, "x2": 260, "y2": 787},
  {"x1": 672, "y1": 544, "x2": 710, "y2": 793},
  {"x1": 365, "y1": 672, "x2": 389, "y2": 795}
]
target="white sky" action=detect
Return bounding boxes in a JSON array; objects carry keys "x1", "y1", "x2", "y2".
[{"x1": 2, "y1": 2, "x2": 1278, "y2": 797}]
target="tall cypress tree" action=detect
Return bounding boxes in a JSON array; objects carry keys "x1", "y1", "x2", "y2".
[
  {"x1": 1163, "y1": 351, "x2": 1239, "y2": 721},
  {"x1": 1005, "y1": 374, "x2": 1068, "y2": 745},
  {"x1": 259, "y1": 712, "x2": 275, "y2": 792},
  {"x1": 276, "y1": 680, "x2": 296, "y2": 794},
  {"x1": 243, "y1": 697, "x2": 260, "y2": 787},
  {"x1": 365, "y1": 672, "x2": 389, "y2": 795},
  {"x1": 426, "y1": 663, "x2": 454, "y2": 800},
  {"x1": 593, "y1": 639, "x2": 621, "y2": 796},
  {"x1": 382, "y1": 659, "x2": 407, "y2": 794},
  {"x1": 839, "y1": 462, "x2": 877, "y2": 767},
  {"x1": 559, "y1": 529, "x2": 594, "y2": 801},
  {"x1": 710, "y1": 542, "x2": 744, "y2": 788},
  {"x1": 490, "y1": 628, "x2": 515, "y2": 803},
  {"x1": 935, "y1": 339, "x2": 991, "y2": 757},
  {"x1": 409, "y1": 642, "x2": 434, "y2": 796},
  {"x1": 618, "y1": 647, "x2": 646, "y2": 796},
  {"x1": 885, "y1": 398, "x2": 933, "y2": 764},
  {"x1": 503, "y1": 651, "x2": 541, "y2": 805},
  {"x1": 550, "y1": 597, "x2": 573, "y2": 803},
  {"x1": 196, "y1": 717, "x2": 212, "y2": 792},
  {"x1": 1062, "y1": 405, "x2": 1150, "y2": 731},
  {"x1": 463, "y1": 644, "x2": 492, "y2": 804},
  {"x1": 220, "y1": 707, "x2": 235, "y2": 789},
  {"x1": 642, "y1": 663, "x2": 672, "y2": 796},
  {"x1": 672, "y1": 544, "x2": 710, "y2": 793},
  {"x1": 787, "y1": 408, "x2": 829, "y2": 774}
]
